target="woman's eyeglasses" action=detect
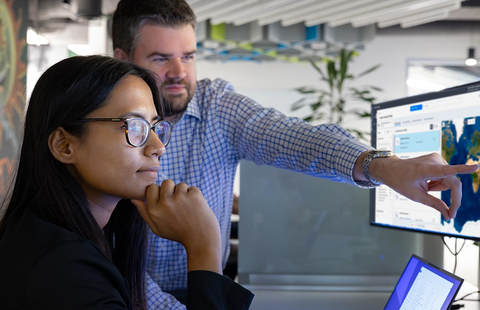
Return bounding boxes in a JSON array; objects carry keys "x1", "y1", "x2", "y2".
[{"x1": 77, "y1": 118, "x2": 173, "y2": 147}]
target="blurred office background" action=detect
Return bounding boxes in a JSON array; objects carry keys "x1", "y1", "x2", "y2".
[{"x1": 1, "y1": 0, "x2": 480, "y2": 295}]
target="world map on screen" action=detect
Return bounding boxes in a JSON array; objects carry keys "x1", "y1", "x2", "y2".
[{"x1": 441, "y1": 118, "x2": 480, "y2": 233}]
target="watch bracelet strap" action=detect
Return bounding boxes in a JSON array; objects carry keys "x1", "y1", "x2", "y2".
[{"x1": 362, "y1": 150, "x2": 392, "y2": 186}]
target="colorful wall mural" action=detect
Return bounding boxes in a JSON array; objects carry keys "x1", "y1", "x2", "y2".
[{"x1": 0, "y1": 0, "x2": 27, "y2": 199}]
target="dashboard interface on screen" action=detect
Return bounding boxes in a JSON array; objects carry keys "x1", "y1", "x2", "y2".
[{"x1": 371, "y1": 81, "x2": 480, "y2": 240}]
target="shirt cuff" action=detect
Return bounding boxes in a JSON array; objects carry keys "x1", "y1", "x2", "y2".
[{"x1": 334, "y1": 139, "x2": 375, "y2": 187}]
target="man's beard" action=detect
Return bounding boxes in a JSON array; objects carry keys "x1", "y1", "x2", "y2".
[{"x1": 160, "y1": 79, "x2": 195, "y2": 117}]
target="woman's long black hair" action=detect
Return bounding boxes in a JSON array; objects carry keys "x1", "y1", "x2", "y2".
[{"x1": 0, "y1": 55, "x2": 164, "y2": 309}]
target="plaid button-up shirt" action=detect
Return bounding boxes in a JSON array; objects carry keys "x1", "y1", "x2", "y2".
[{"x1": 146, "y1": 78, "x2": 371, "y2": 309}]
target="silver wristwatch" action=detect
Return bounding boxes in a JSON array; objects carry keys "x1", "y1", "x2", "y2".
[{"x1": 362, "y1": 150, "x2": 393, "y2": 186}]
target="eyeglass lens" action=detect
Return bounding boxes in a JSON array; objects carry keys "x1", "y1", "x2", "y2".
[
  {"x1": 153, "y1": 121, "x2": 172, "y2": 147},
  {"x1": 127, "y1": 119, "x2": 172, "y2": 147}
]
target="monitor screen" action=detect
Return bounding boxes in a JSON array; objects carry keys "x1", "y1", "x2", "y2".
[{"x1": 370, "y1": 81, "x2": 480, "y2": 241}]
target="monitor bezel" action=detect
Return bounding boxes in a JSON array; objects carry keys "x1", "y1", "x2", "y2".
[{"x1": 370, "y1": 80, "x2": 480, "y2": 242}]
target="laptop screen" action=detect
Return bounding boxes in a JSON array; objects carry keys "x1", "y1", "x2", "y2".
[{"x1": 384, "y1": 255, "x2": 463, "y2": 310}]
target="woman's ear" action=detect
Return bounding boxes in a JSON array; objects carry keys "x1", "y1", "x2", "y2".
[{"x1": 48, "y1": 127, "x2": 77, "y2": 164}]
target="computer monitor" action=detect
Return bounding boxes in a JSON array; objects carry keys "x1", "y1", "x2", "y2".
[{"x1": 371, "y1": 81, "x2": 480, "y2": 241}]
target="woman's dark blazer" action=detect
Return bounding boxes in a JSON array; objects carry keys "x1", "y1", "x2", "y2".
[{"x1": 0, "y1": 210, "x2": 253, "y2": 309}]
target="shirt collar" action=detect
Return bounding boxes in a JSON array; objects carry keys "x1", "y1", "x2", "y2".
[{"x1": 183, "y1": 84, "x2": 202, "y2": 121}]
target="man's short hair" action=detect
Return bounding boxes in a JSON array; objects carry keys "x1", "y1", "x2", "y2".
[{"x1": 112, "y1": 0, "x2": 196, "y2": 58}]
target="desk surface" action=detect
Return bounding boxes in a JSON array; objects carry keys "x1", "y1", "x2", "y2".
[{"x1": 247, "y1": 287, "x2": 480, "y2": 310}]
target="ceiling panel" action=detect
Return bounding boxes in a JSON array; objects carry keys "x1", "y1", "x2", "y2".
[
  {"x1": 32, "y1": 0, "x2": 480, "y2": 29},
  {"x1": 183, "y1": 0, "x2": 476, "y2": 28},
  {"x1": 29, "y1": 0, "x2": 480, "y2": 61}
]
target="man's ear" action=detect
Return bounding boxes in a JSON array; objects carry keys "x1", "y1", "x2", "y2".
[
  {"x1": 48, "y1": 127, "x2": 77, "y2": 164},
  {"x1": 114, "y1": 48, "x2": 129, "y2": 60}
]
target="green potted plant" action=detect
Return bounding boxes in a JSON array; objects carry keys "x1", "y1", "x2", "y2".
[{"x1": 291, "y1": 49, "x2": 382, "y2": 142}]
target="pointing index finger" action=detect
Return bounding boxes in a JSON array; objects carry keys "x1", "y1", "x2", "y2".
[{"x1": 430, "y1": 164, "x2": 478, "y2": 178}]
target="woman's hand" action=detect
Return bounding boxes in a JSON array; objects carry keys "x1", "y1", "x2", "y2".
[{"x1": 131, "y1": 180, "x2": 222, "y2": 273}]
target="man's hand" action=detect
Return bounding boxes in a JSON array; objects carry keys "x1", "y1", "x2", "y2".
[{"x1": 368, "y1": 152, "x2": 478, "y2": 221}]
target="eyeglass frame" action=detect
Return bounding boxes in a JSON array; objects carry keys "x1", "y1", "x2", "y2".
[{"x1": 77, "y1": 117, "x2": 173, "y2": 147}]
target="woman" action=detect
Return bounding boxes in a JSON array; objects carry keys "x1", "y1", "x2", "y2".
[{"x1": 0, "y1": 55, "x2": 253, "y2": 309}]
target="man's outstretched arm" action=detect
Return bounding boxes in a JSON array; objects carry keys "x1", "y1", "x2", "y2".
[{"x1": 353, "y1": 151, "x2": 478, "y2": 221}]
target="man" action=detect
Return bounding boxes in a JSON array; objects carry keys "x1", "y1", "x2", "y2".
[{"x1": 112, "y1": 0, "x2": 477, "y2": 308}]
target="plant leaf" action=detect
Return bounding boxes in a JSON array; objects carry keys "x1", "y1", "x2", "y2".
[
  {"x1": 290, "y1": 97, "x2": 307, "y2": 111},
  {"x1": 349, "y1": 109, "x2": 371, "y2": 118},
  {"x1": 317, "y1": 90, "x2": 330, "y2": 97},
  {"x1": 338, "y1": 49, "x2": 351, "y2": 93},
  {"x1": 359, "y1": 96, "x2": 376, "y2": 103},
  {"x1": 310, "y1": 101, "x2": 323, "y2": 110},
  {"x1": 350, "y1": 89, "x2": 370, "y2": 96},
  {"x1": 355, "y1": 64, "x2": 381, "y2": 79},
  {"x1": 297, "y1": 48, "x2": 379, "y2": 129},
  {"x1": 312, "y1": 112, "x2": 326, "y2": 121},
  {"x1": 309, "y1": 60, "x2": 328, "y2": 81},
  {"x1": 349, "y1": 87, "x2": 361, "y2": 94},
  {"x1": 365, "y1": 85, "x2": 383, "y2": 92},
  {"x1": 294, "y1": 86, "x2": 319, "y2": 93},
  {"x1": 304, "y1": 116, "x2": 313, "y2": 122},
  {"x1": 327, "y1": 60, "x2": 337, "y2": 90},
  {"x1": 296, "y1": 89, "x2": 318, "y2": 94}
]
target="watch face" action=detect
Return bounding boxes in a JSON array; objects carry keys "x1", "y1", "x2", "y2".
[{"x1": 371, "y1": 150, "x2": 393, "y2": 157}]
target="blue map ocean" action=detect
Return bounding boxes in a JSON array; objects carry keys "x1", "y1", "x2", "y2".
[{"x1": 441, "y1": 118, "x2": 480, "y2": 233}]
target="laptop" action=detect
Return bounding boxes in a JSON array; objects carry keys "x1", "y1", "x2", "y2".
[{"x1": 384, "y1": 254, "x2": 463, "y2": 310}]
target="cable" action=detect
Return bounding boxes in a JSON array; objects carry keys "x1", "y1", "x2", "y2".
[
  {"x1": 442, "y1": 237, "x2": 466, "y2": 274},
  {"x1": 443, "y1": 238, "x2": 480, "y2": 307},
  {"x1": 451, "y1": 290, "x2": 480, "y2": 309},
  {"x1": 455, "y1": 290, "x2": 480, "y2": 302}
]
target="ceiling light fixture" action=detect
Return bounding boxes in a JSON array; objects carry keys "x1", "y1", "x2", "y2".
[
  {"x1": 465, "y1": 47, "x2": 477, "y2": 66},
  {"x1": 26, "y1": 27, "x2": 49, "y2": 46}
]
